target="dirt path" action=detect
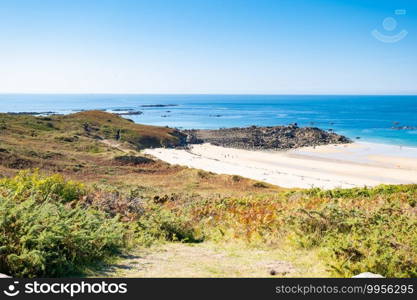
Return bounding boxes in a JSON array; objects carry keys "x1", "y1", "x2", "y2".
[
  {"x1": 101, "y1": 139, "x2": 131, "y2": 153},
  {"x1": 97, "y1": 242, "x2": 329, "y2": 278}
]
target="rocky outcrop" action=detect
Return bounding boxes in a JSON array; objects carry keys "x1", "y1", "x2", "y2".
[
  {"x1": 168, "y1": 129, "x2": 188, "y2": 147},
  {"x1": 182, "y1": 124, "x2": 351, "y2": 150}
]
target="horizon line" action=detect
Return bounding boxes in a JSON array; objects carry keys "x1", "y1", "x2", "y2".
[{"x1": 0, "y1": 92, "x2": 416, "y2": 96}]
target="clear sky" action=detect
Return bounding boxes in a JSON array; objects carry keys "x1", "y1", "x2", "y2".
[{"x1": 0, "y1": 0, "x2": 416, "y2": 94}]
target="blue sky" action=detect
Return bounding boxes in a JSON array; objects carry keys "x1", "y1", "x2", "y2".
[{"x1": 0, "y1": 0, "x2": 416, "y2": 94}]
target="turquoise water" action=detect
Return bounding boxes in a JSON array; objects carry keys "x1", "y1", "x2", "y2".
[{"x1": 0, "y1": 94, "x2": 416, "y2": 146}]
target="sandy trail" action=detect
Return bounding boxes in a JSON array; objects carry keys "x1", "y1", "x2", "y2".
[
  {"x1": 144, "y1": 142, "x2": 417, "y2": 189},
  {"x1": 97, "y1": 242, "x2": 328, "y2": 278}
]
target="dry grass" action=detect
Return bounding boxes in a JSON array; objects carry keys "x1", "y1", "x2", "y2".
[
  {"x1": 0, "y1": 111, "x2": 282, "y2": 198},
  {"x1": 96, "y1": 242, "x2": 329, "y2": 278}
]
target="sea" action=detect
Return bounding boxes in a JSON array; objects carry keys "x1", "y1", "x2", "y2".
[{"x1": 0, "y1": 94, "x2": 416, "y2": 147}]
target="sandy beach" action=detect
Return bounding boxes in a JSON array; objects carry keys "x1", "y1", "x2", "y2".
[{"x1": 144, "y1": 142, "x2": 417, "y2": 189}]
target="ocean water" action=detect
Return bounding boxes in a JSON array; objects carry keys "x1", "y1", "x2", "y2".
[{"x1": 0, "y1": 94, "x2": 416, "y2": 147}]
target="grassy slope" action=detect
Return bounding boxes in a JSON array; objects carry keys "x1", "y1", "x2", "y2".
[
  {"x1": 0, "y1": 111, "x2": 278, "y2": 193},
  {"x1": 1, "y1": 111, "x2": 416, "y2": 278}
]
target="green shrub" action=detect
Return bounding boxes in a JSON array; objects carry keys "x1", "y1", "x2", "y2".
[
  {"x1": 231, "y1": 175, "x2": 242, "y2": 182},
  {"x1": 0, "y1": 170, "x2": 85, "y2": 203},
  {"x1": 289, "y1": 202, "x2": 417, "y2": 277},
  {"x1": 173, "y1": 184, "x2": 417, "y2": 277},
  {"x1": 0, "y1": 172, "x2": 128, "y2": 277},
  {"x1": 253, "y1": 182, "x2": 268, "y2": 188},
  {"x1": 305, "y1": 184, "x2": 417, "y2": 199},
  {"x1": 135, "y1": 203, "x2": 202, "y2": 246}
]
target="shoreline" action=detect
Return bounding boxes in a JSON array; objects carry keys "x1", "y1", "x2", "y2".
[{"x1": 144, "y1": 142, "x2": 417, "y2": 189}]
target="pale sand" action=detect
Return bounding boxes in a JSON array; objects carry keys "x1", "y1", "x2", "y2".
[{"x1": 144, "y1": 142, "x2": 417, "y2": 189}]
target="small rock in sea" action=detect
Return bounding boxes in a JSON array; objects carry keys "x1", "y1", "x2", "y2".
[
  {"x1": 269, "y1": 269, "x2": 276, "y2": 276},
  {"x1": 140, "y1": 104, "x2": 178, "y2": 107},
  {"x1": 352, "y1": 272, "x2": 384, "y2": 278},
  {"x1": 112, "y1": 108, "x2": 134, "y2": 111},
  {"x1": 356, "y1": 136, "x2": 361, "y2": 139},
  {"x1": 115, "y1": 111, "x2": 143, "y2": 116}
]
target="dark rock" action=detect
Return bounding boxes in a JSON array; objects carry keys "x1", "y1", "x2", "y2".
[
  {"x1": 83, "y1": 123, "x2": 99, "y2": 134},
  {"x1": 114, "y1": 155, "x2": 154, "y2": 165},
  {"x1": 112, "y1": 108, "x2": 135, "y2": 111},
  {"x1": 140, "y1": 104, "x2": 178, "y2": 107},
  {"x1": 182, "y1": 125, "x2": 351, "y2": 150},
  {"x1": 184, "y1": 130, "x2": 204, "y2": 144},
  {"x1": 170, "y1": 130, "x2": 188, "y2": 147},
  {"x1": 115, "y1": 111, "x2": 143, "y2": 116},
  {"x1": 83, "y1": 123, "x2": 91, "y2": 132}
]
